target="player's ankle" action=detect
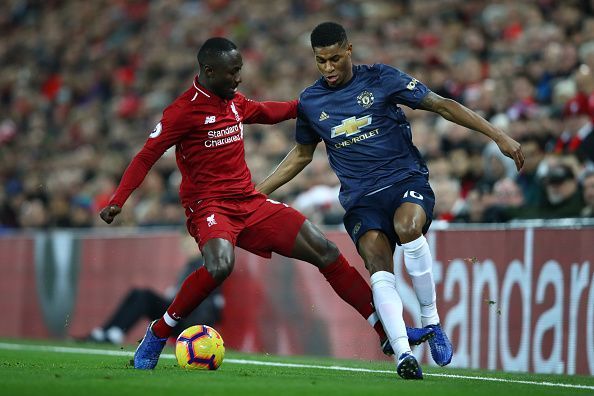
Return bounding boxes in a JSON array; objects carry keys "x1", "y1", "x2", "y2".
[{"x1": 151, "y1": 319, "x2": 172, "y2": 339}]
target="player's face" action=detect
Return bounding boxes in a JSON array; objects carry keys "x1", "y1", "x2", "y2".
[
  {"x1": 205, "y1": 50, "x2": 243, "y2": 100},
  {"x1": 313, "y1": 42, "x2": 353, "y2": 87}
]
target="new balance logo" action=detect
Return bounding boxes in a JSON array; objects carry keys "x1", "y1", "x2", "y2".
[
  {"x1": 206, "y1": 214, "x2": 217, "y2": 227},
  {"x1": 205, "y1": 116, "x2": 216, "y2": 124},
  {"x1": 319, "y1": 111, "x2": 329, "y2": 121}
]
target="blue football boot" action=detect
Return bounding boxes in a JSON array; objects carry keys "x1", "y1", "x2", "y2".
[
  {"x1": 133, "y1": 321, "x2": 167, "y2": 369},
  {"x1": 381, "y1": 326, "x2": 435, "y2": 355},
  {"x1": 406, "y1": 326, "x2": 435, "y2": 346},
  {"x1": 425, "y1": 323, "x2": 453, "y2": 366},
  {"x1": 396, "y1": 352, "x2": 423, "y2": 380}
]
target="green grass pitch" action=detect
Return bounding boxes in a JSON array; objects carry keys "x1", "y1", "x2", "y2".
[{"x1": 0, "y1": 339, "x2": 592, "y2": 396}]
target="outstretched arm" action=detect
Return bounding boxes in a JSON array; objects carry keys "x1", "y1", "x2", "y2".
[
  {"x1": 243, "y1": 99, "x2": 298, "y2": 124},
  {"x1": 256, "y1": 142, "x2": 318, "y2": 195},
  {"x1": 418, "y1": 92, "x2": 525, "y2": 171},
  {"x1": 99, "y1": 148, "x2": 160, "y2": 224},
  {"x1": 100, "y1": 111, "x2": 188, "y2": 224}
]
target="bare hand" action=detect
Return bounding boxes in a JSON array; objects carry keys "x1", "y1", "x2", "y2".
[
  {"x1": 496, "y1": 135, "x2": 524, "y2": 171},
  {"x1": 99, "y1": 204, "x2": 122, "y2": 224}
]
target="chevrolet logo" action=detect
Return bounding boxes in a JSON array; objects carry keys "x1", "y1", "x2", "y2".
[{"x1": 331, "y1": 115, "x2": 372, "y2": 138}]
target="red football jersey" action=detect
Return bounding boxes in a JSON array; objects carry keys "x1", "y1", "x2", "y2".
[{"x1": 110, "y1": 77, "x2": 298, "y2": 207}]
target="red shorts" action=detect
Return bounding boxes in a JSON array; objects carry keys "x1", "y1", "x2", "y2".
[{"x1": 185, "y1": 194, "x2": 306, "y2": 258}]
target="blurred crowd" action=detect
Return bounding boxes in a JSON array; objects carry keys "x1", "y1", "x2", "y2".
[{"x1": 1, "y1": 0, "x2": 594, "y2": 231}]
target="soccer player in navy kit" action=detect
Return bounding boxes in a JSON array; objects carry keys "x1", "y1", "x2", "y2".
[
  {"x1": 99, "y1": 37, "x2": 432, "y2": 371},
  {"x1": 258, "y1": 22, "x2": 524, "y2": 379}
]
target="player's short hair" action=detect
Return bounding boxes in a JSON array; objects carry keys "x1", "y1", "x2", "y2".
[
  {"x1": 310, "y1": 22, "x2": 348, "y2": 48},
  {"x1": 197, "y1": 37, "x2": 238, "y2": 66}
]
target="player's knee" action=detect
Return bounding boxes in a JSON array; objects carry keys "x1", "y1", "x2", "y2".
[
  {"x1": 205, "y1": 258, "x2": 234, "y2": 281},
  {"x1": 299, "y1": 221, "x2": 340, "y2": 265},
  {"x1": 364, "y1": 255, "x2": 393, "y2": 274},
  {"x1": 202, "y1": 239, "x2": 235, "y2": 281},
  {"x1": 358, "y1": 231, "x2": 392, "y2": 273},
  {"x1": 394, "y1": 222, "x2": 423, "y2": 244},
  {"x1": 360, "y1": 245, "x2": 391, "y2": 274},
  {"x1": 318, "y1": 238, "x2": 339, "y2": 265}
]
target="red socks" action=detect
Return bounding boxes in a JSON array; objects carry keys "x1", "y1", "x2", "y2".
[
  {"x1": 319, "y1": 254, "x2": 386, "y2": 340},
  {"x1": 152, "y1": 266, "x2": 220, "y2": 338},
  {"x1": 152, "y1": 255, "x2": 388, "y2": 342}
]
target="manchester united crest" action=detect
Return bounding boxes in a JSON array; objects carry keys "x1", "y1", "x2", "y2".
[{"x1": 357, "y1": 91, "x2": 374, "y2": 109}]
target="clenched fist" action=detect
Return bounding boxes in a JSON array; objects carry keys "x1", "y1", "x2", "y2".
[{"x1": 99, "y1": 204, "x2": 122, "y2": 224}]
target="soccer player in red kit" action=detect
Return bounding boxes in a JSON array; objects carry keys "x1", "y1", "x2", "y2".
[{"x1": 100, "y1": 37, "x2": 432, "y2": 370}]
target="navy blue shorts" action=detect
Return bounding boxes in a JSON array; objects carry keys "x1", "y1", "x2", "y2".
[{"x1": 343, "y1": 175, "x2": 435, "y2": 250}]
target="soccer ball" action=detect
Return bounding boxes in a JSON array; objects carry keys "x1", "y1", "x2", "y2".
[{"x1": 175, "y1": 325, "x2": 225, "y2": 370}]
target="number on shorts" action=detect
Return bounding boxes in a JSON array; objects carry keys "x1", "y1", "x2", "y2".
[{"x1": 403, "y1": 190, "x2": 423, "y2": 200}]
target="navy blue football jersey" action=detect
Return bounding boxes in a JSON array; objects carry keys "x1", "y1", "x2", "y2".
[{"x1": 296, "y1": 64, "x2": 431, "y2": 210}]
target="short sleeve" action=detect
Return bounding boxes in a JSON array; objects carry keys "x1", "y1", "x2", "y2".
[
  {"x1": 379, "y1": 64, "x2": 430, "y2": 109},
  {"x1": 142, "y1": 105, "x2": 190, "y2": 154},
  {"x1": 295, "y1": 101, "x2": 321, "y2": 144}
]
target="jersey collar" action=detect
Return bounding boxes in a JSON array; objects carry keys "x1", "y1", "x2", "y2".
[
  {"x1": 192, "y1": 76, "x2": 238, "y2": 104},
  {"x1": 193, "y1": 76, "x2": 213, "y2": 98}
]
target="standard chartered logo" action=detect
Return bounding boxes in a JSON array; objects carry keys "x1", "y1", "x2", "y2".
[
  {"x1": 205, "y1": 123, "x2": 244, "y2": 147},
  {"x1": 331, "y1": 115, "x2": 372, "y2": 138}
]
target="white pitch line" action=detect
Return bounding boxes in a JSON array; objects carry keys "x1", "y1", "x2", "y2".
[{"x1": 0, "y1": 342, "x2": 593, "y2": 391}]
